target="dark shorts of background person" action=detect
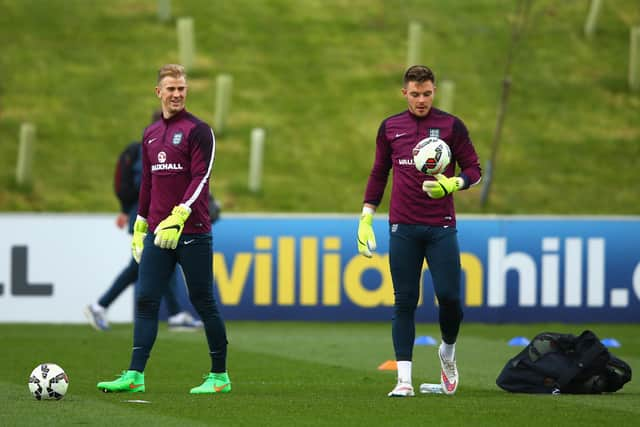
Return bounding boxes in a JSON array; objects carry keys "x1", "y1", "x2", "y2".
[
  {"x1": 389, "y1": 223, "x2": 463, "y2": 361},
  {"x1": 97, "y1": 256, "x2": 180, "y2": 316}
]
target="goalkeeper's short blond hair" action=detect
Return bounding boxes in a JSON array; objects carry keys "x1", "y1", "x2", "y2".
[{"x1": 157, "y1": 64, "x2": 186, "y2": 83}]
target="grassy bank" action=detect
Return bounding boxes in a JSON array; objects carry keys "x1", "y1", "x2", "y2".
[{"x1": 1, "y1": 0, "x2": 638, "y2": 214}]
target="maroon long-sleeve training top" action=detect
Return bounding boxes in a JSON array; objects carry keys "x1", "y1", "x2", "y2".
[
  {"x1": 364, "y1": 108, "x2": 482, "y2": 227},
  {"x1": 138, "y1": 109, "x2": 215, "y2": 234}
]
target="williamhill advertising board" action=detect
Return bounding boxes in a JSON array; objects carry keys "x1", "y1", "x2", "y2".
[
  {"x1": 209, "y1": 215, "x2": 639, "y2": 323},
  {"x1": 1, "y1": 214, "x2": 638, "y2": 323}
]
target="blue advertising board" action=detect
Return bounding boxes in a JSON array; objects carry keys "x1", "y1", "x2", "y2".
[{"x1": 167, "y1": 215, "x2": 640, "y2": 323}]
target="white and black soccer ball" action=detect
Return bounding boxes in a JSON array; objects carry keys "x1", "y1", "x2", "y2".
[
  {"x1": 412, "y1": 137, "x2": 451, "y2": 175},
  {"x1": 28, "y1": 363, "x2": 69, "y2": 400}
]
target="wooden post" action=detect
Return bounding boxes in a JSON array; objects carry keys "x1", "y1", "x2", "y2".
[
  {"x1": 214, "y1": 74, "x2": 233, "y2": 134},
  {"x1": 584, "y1": 0, "x2": 602, "y2": 39},
  {"x1": 436, "y1": 80, "x2": 455, "y2": 112},
  {"x1": 16, "y1": 123, "x2": 36, "y2": 186},
  {"x1": 630, "y1": 27, "x2": 640, "y2": 91},
  {"x1": 176, "y1": 17, "x2": 195, "y2": 71},
  {"x1": 407, "y1": 21, "x2": 422, "y2": 67},
  {"x1": 248, "y1": 128, "x2": 265, "y2": 192},
  {"x1": 157, "y1": 0, "x2": 171, "y2": 23}
]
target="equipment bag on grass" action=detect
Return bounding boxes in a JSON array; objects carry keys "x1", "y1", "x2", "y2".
[{"x1": 496, "y1": 330, "x2": 631, "y2": 394}]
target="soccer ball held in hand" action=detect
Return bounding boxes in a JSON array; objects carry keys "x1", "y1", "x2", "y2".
[{"x1": 413, "y1": 137, "x2": 451, "y2": 176}]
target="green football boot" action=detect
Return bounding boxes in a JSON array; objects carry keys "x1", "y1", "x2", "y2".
[
  {"x1": 97, "y1": 370, "x2": 145, "y2": 393},
  {"x1": 189, "y1": 372, "x2": 231, "y2": 394}
]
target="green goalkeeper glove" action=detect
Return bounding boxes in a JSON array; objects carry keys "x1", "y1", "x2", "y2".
[
  {"x1": 154, "y1": 205, "x2": 191, "y2": 249},
  {"x1": 422, "y1": 174, "x2": 464, "y2": 199},
  {"x1": 357, "y1": 212, "x2": 377, "y2": 258},
  {"x1": 131, "y1": 217, "x2": 148, "y2": 264}
]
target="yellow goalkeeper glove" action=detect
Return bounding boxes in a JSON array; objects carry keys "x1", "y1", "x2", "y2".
[
  {"x1": 131, "y1": 217, "x2": 148, "y2": 263},
  {"x1": 422, "y1": 174, "x2": 464, "y2": 199},
  {"x1": 154, "y1": 205, "x2": 191, "y2": 249},
  {"x1": 357, "y1": 212, "x2": 377, "y2": 258}
]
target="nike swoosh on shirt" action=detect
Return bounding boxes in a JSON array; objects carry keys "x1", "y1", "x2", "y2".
[
  {"x1": 394, "y1": 132, "x2": 407, "y2": 139},
  {"x1": 184, "y1": 239, "x2": 195, "y2": 245},
  {"x1": 147, "y1": 137, "x2": 157, "y2": 144}
]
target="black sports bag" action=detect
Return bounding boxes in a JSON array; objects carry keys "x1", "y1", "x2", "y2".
[{"x1": 496, "y1": 330, "x2": 631, "y2": 394}]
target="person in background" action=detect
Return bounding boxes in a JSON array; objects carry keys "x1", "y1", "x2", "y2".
[
  {"x1": 97, "y1": 63, "x2": 231, "y2": 395},
  {"x1": 84, "y1": 110, "x2": 208, "y2": 332},
  {"x1": 357, "y1": 65, "x2": 482, "y2": 397}
]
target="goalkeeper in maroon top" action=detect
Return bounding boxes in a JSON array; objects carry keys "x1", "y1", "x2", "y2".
[
  {"x1": 358, "y1": 65, "x2": 481, "y2": 397},
  {"x1": 97, "y1": 64, "x2": 231, "y2": 395}
]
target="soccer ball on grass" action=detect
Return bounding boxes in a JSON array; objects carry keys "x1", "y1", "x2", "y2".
[
  {"x1": 28, "y1": 363, "x2": 69, "y2": 400},
  {"x1": 413, "y1": 137, "x2": 451, "y2": 175}
]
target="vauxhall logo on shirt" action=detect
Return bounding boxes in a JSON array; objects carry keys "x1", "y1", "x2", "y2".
[{"x1": 151, "y1": 150, "x2": 184, "y2": 172}]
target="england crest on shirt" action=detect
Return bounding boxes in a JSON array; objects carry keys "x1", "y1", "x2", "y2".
[
  {"x1": 172, "y1": 132, "x2": 183, "y2": 145},
  {"x1": 429, "y1": 128, "x2": 440, "y2": 138}
]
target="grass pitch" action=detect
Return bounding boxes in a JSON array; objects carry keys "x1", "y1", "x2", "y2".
[{"x1": 0, "y1": 322, "x2": 637, "y2": 426}]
